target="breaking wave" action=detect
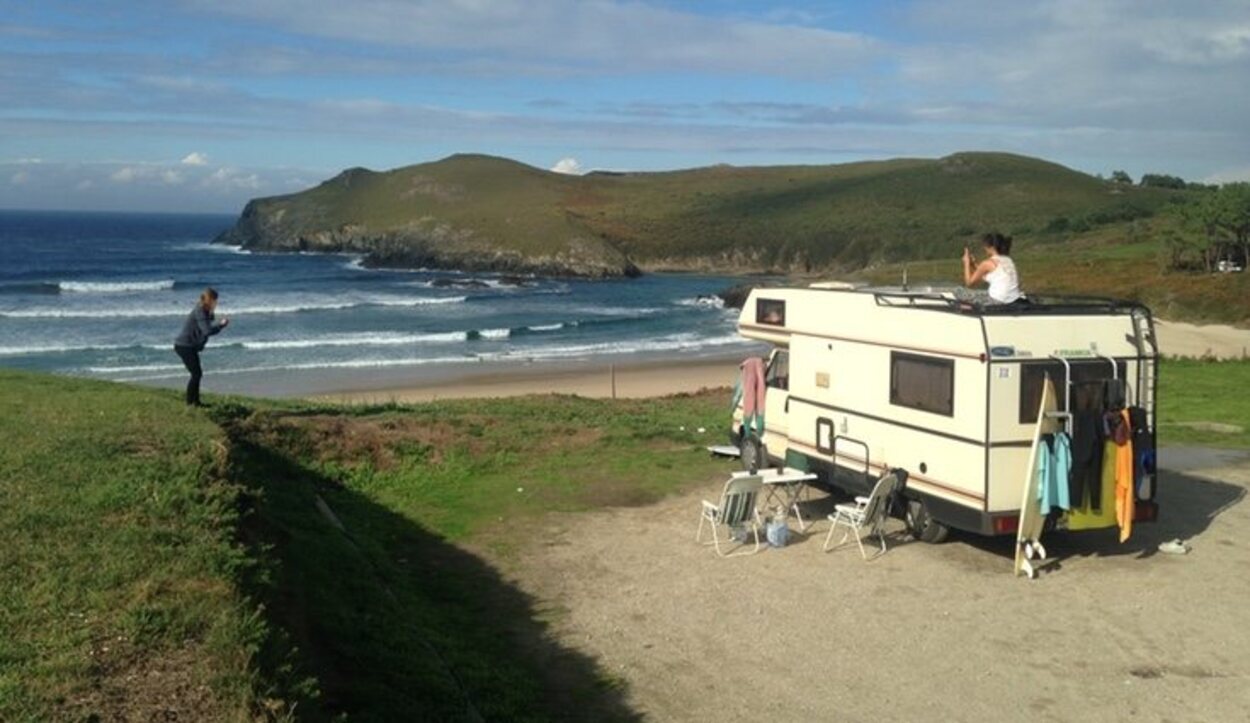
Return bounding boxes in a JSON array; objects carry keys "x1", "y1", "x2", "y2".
[{"x1": 0, "y1": 295, "x2": 468, "y2": 319}]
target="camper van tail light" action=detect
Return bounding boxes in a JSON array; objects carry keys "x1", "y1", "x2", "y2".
[
  {"x1": 993, "y1": 516, "x2": 1019, "y2": 534},
  {"x1": 1134, "y1": 502, "x2": 1159, "y2": 523}
]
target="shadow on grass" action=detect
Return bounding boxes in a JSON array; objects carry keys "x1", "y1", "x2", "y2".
[{"x1": 213, "y1": 407, "x2": 640, "y2": 722}]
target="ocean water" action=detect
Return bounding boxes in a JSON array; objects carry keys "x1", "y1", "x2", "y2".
[{"x1": 0, "y1": 211, "x2": 755, "y2": 395}]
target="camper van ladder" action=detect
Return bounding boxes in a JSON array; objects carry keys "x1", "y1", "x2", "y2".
[
  {"x1": 1045, "y1": 356, "x2": 1074, "y2": 435},
  {"x1": 1130, "y1": 308, "x2": 1158, "y2": 430}
]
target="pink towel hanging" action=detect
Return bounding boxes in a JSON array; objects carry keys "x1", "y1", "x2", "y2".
[{"x1": 741, "y1": 357, "x2": 767, "y2": 420}]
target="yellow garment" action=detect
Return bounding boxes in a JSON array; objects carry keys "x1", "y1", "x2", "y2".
[
  {"x1": 1113, "y1": 409, "x2": 1135, "y2": 542},
  {"x1": 1066, "y1": 442, "x2": 1116, "y2": 531}
]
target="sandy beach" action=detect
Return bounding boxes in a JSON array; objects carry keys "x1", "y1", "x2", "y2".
[
  {"x1": 316, "y1": 317, "x2": 1249, "y2": 404},
  {"x1": 315, "y1": 356, "x2": 744, "y2": 404}
]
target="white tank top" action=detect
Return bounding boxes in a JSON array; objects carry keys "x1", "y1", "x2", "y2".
[{"x1": 985, "y1": 255, "x2": 1021, "y2": 304}]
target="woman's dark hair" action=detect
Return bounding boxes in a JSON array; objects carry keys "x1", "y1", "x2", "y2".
[
  {"x1": 981, "y1": 232, "x2": 1013, "y2": 256},
  {"x1": 199, "y1": 287, "x2": 219, "y2": 308}
]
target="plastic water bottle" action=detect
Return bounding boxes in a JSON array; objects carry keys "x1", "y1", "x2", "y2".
[{"x1": 768, "y1": 505, "x2": 788, "y2": 547}]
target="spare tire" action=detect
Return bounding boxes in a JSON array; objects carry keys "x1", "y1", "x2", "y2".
[{"x1": 740, "y1": 433, "x2": 768, "y2": 473}]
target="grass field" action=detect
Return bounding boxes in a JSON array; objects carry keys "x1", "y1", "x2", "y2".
[
  {"x1": 0, "y1": 373, "x2": 261, "y2": 721},
  {"x1": 1157, "y1": 359, "x2": 1250, "y2": 448},
  {"x1": 1, "y1": 359, "x2": 1244, "y2": 719},
  {"x1": 0, "y1": 371, "x2": 728, "y2": 721}
]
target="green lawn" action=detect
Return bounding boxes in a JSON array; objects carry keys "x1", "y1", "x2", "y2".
[
  {"x1": 0, "y1": 371, "x2": 262, "y2": 721},
  {"x1": 1157, "y1": 359, "x2": 1250, "y2": 448},
  {"x1": 1, "y1": 359, "x2": 1243, "y2": 719}
]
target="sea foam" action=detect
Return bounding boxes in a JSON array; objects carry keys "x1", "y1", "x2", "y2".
[{"x1": 59, "y1": 280, "x2": 176, "y2": 293}]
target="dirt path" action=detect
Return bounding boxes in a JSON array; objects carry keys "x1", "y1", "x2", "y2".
[
  {"x1": 512, "y1": 448, "x2": 1250, "y2": 721},
  {"x1": 1156, "y1": 320, "x2": 1250, "y2": 359}
]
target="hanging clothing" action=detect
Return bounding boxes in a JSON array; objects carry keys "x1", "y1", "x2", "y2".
[
  {"x1": 1104, "y1": 410, "x2": 1130, "y2": 444},
  {"x1": 1067, "y1": 448, "x2": 1117, "y2": 531},
  {"x1": 1128, "y1": 406, "x2": 1153, "y2": 495},
  {"x1": 1038, "y1": 432, "x2": 1072, "y2": 513},
  {"x1": 1103, "y1": 378, "x2": 1127, "y2": 412},
  {"x1": 737, "y1": 357, "x2": 767, "y2": 435},
  {"x1": 1112, "y1": 408, "x2": 1135, "y2": 542},
  {"x1": 1068, "y1": 410, "x2": 1104, "y2": 511}
]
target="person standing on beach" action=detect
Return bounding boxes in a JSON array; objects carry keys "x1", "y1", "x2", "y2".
[{"x1": 174, "y1": 287, "x2": 229, "y2": 407}]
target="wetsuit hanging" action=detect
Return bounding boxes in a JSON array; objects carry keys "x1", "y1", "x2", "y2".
[{"x1": 1069, "y1": 410, "x2": 1104, "y2": 511}]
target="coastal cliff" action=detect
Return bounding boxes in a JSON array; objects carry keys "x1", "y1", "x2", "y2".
[{"x1": 214, "y1": 156, "x2": 640, "y2": 278}]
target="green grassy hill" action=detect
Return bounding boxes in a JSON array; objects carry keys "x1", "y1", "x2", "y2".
[
  {"x1": 4, "y1": 361, "x2": 1244, "y2": 718},
  {"x1": 853, "y1": 216, "x2": 1250, "y2": 326},
  {"x1": 217, "y1": 152, "x2": 1183, "y2": 277}
]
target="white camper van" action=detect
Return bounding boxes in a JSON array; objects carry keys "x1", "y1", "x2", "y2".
[{"x1": 731, "y1": 283, "x2": 1159, "y2": 542}]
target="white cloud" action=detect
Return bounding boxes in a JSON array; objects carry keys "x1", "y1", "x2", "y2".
[
  {"x1": 110, "y1": 166, "x2": 139, "y2": 182},
  {"x1": 198, "y1": 0, "x2": 880, "y2": 77},
  {"x1": 180, "y1": 151, "x2": 209, "y2": 165},
  {"x1": 204, "y1": 167, "x2": 263, "y2": 191},
  {"x1": 1203, "y1": 166, "x2": 1250, "y2": 184},
  {"x1": 111, "y1": 165, "x2": 189, "y2": 185},
  {"x1": 0, "y1": 159, "x2": 318, "y2": 212},
  {"x1": 550, "y1": 157, "x2": 583, "y2": 175}
]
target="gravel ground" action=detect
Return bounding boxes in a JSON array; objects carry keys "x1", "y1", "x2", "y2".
[{"x1": 513, "y1": 447, "x2": 1250, "y2": 722}]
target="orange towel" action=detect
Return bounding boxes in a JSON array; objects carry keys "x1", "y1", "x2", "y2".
[{"x1": 1113, "y1": 409, "x2": 1134, "y2": 542}]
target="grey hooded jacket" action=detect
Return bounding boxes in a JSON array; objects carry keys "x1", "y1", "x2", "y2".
[{"x1": 174, "y1": 305, "x2": 224, "y2": 350}]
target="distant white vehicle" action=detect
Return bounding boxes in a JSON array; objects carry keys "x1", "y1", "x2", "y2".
[
  {"x1": 1217, "y1": 260, "x2": 1244, "y2": 273},
  {"x1": 731, "y1": 283, "x2": 1160, "y2": 543}
]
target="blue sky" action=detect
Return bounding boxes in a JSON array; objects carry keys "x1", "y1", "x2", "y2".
[{"x1": 2, "y1": 0, "x2": 1248, "y2": 212}]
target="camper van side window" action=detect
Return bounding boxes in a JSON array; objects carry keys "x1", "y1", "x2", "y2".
[
  {"x1": 756, "y1": 299, "x2": 786, "y2": 326},
  {"x1": 890, "y1": 352, "x2": 954, "y2": 417}
]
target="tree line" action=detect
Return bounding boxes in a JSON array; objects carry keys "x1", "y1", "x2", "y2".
[
  {"x1": 1163, "y1": 182, "x2": 1250, "y2": 272},
  {"x1": 1108, "y1": 169, "x2": 1217, "y2": 191}
]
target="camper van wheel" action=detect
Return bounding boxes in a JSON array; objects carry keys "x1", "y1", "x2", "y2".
[{"x1": 906, "y1": 500, "x2": 950, "y2": 544}]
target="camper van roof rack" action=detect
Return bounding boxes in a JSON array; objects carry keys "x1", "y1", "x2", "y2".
[{"x1": 862, "y1": 287, "x2": 1149, "y2": 318}]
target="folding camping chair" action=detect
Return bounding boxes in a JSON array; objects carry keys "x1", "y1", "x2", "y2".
[
  {"x1": 822, "y1": 469, "x2": 902, "y2": 560},
  {"x1": 696, "y1": 474, "x2": 765, "y2": 557}
]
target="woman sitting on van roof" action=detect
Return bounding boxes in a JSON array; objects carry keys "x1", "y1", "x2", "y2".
[{"x1": 962, "y1": 232, "x2": 1023, "y2": 305}]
